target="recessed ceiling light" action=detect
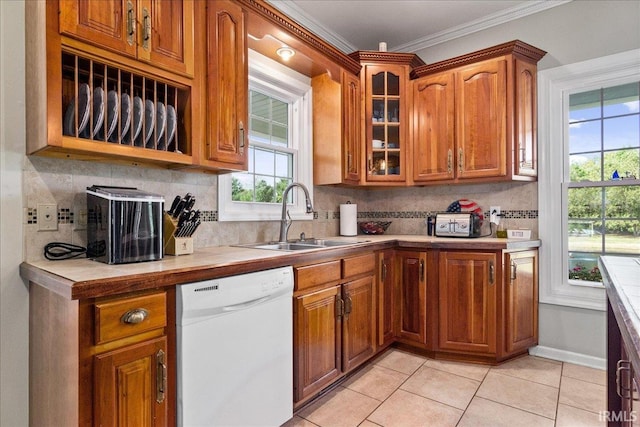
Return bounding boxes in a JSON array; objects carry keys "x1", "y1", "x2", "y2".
[{"x1": 276, "y1": 46, "x2": 295, "y2": 60}]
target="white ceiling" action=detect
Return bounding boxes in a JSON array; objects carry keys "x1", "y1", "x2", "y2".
[{"x1": 269, "y1": 0, "x2": 570, "y2": 53}]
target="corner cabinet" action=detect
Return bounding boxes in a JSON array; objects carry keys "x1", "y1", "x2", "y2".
[
  {"x1": 349, "y1": 51, "x2": 425, "y2": 185},
  {"x1": 293, "y1": 253, "x2": 376, "y2": 407},
  {"x1": 435, "y1": 248, "x2": 538, "y2": 362},
  {"x1": 411, "y1": 40, "x2": 546, "y2": 184}
]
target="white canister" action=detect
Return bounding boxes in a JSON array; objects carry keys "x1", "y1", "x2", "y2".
[{"x1": 340, "y1": 202, "x2": 357, "y2": 236}]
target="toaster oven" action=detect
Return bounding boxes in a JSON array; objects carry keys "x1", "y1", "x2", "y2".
[{"x1": 435, "y1": 212, "x2": 482, "y2": 238}]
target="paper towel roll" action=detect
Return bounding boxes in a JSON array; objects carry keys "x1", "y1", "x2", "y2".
[{"x1": 340, "y1": 203, "x2": 357, "y2": 236}]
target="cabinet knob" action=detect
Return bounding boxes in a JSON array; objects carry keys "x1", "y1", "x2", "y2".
[{"x1": 121, "y1": 308, "x2": 149, "y2": 325}]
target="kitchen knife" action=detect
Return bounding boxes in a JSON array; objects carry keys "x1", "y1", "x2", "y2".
[{"x1": 167, "y1": 195, "x2": 181, "y2": 215}]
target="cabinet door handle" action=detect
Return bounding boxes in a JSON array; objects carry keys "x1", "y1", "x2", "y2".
[
  {"x1": 142, "y1": 7, "x2": 151, "y2": 50},
  {"x1": 458, "y1": 148, "x2": 464, "y2": 173},
  {"x1": 510, "y1": 261, "x2": 517, "y2": 282},
  {"x1": 447, "y1": 149, "x2": 452, "y2": 174},
  {"x1": 617, "y1": 359, "x2": 632, "y2": 399},
  {"x1": 344, "y1": 295, "x2": 353, "y2": 318},
  {"x1": 156, "y1": 349, "x2": 166, "y2": 403},
  {"x1": 489, "y1": 261, "x2": 495, "y2": 285},
  {"x1": 121, "y1": 308, "x2": 148, "y2": 324},
  {"x1": 335, "y1": 296, "x2": 344, "y2": 317},
  {"x1": 126, "y1": 0, "x2": 135, "y2": 46},
  {"x1": 238, "y1": 121, "x2": 245, "y2": 153},
  {"x1": 419, "y1": 259, "x2": 425, "y2": 282},
  {"x1": 368, "y1": 157, "x2": 373, "y2": 172},
  {"x1": 381, "y1": 260, "x2": 387, "y2": 282},
  {"x1": 347, "y1": 153, "x2": 352, "y2": 170}
]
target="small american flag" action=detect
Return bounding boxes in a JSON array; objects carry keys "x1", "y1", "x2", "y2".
[{"x1": 446, "y1": 199, "x2": 484, "y2": 223}]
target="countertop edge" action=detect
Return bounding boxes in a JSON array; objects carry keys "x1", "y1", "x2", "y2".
[{"x1": 21, "y1": 236, "x2": 541, "y2": 300}]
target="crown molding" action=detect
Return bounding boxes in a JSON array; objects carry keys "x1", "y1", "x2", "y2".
[
  {"x1": 269, "y1": 0, "x2": 571, "y2": 54},
  {"x1": 266, "y1": 1, "x2": 357, "y2": 53}
]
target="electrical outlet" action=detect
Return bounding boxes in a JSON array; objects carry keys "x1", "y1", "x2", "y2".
[
  {"x1": 74, "y1": 208, "x2": 88, "y2": 230},
  {"x1": 37, "y1": 204, "x2": 58, "y2": 231},
  {"x1": 490, "y1": 206, "x2": 501, "y2": 224}
]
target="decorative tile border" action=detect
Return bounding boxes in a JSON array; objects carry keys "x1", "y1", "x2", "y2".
[{"x1": 27, "y1": 207, "x2": 537, "y2": 224}]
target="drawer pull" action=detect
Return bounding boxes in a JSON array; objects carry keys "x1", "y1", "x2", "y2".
[
  {"x1": 156, "y1": 349, "x2": 166, "y2": 403},
  {"x1": 121, "y1": 308, "x2": 149, "y2": 325}
]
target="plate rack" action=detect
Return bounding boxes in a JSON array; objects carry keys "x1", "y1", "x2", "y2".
[{"x1": 61, "y1": 51, "x2": 189, "y2": 154}]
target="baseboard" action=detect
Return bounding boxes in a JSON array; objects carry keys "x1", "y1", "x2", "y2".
[{"x1": 528, "y1": 345, "x2": 606, "y2": 370}]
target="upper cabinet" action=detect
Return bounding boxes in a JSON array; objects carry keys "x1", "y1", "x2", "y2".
[
  {"x1": 412, "y1": 41, "x2": 546, "y2": 184},
  {"x1": 59, "y1": 0, "x2": 194, "y2": 77},
  {"x1": 349, "y1": 52, "x2": 424, "y2": 186},
  {"x1": 312, "y1": 70, "x2": 361, "y2": 185},
  {"x1": 198, "y1": 0, "x2": 248, "y2": 170},
  {"x1": 26, "y1": 0, "x2": 199, "y2": 169}
]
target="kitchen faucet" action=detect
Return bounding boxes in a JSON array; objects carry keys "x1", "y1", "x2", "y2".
[{"x1": 279, "y1": 182, "x2": 313, "y2": 243}]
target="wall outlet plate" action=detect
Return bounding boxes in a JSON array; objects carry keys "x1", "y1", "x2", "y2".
[
  {"x1": 490, "y1": 206, "x2": 501, "y2": 224},
  {"x1": 37, "y1": 204, "x2": 58, "y2": 231},
  {"x1": 74, "y1": 207, "x2": 88, "y2": 230}
]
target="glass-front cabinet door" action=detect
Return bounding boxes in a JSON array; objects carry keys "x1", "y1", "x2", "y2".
[{"x1": 363, "y1": 64, "x2": 408, "y2": 183}]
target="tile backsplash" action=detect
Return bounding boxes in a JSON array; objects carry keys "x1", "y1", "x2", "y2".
[{"x1": 23, "y1": 156, "x2": 538, "y2": 262}]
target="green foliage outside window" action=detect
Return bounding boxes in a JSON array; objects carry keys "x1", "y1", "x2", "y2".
[{"x1": 232, "y1": 176, "x2": 291, "y2": 203}]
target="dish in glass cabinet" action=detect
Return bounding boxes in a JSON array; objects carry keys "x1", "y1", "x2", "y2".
[
  {"x1": 151, "y1": 102, "x2": 166, "y2": 149},
  {"x1": 103, "y1": 90, "x2": 119, "y2": 142},
  {"x1": 165, "y1": 105, "x2": 177, "y2": 150},
  {"x1": 63, "y1": 83, "x2": 90, "y2": 137},
  {"x1": 114, "y1": 93, "x2": 131, "y2": 143},
  {"x1": 82, "y1": 86, "x2": 104, "y2": 139}
]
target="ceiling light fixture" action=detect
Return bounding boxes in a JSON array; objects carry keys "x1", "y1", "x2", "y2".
[{"x1": 276, "y1": 46, "x2": 295, "y2": 61}]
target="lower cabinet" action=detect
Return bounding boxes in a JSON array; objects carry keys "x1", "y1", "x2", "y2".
[
  {"x1": 436, "y1": 249, "x2": 538, "y2": 360},
  {"x1": 293, "y1": 253, "x2": 376, "y2": 405},
  {"x1": 438, "y1": 251, "x2": 498, "y2": 354},
  {"x1": 395, "y1": 251, "x2": 427, "y2": 345},
  {"x1": 377, "y1": 249, "x2": 395, "y2": 348},
  {"x1": 29, "y1": 286, "x2": 174, "y2": 426}
]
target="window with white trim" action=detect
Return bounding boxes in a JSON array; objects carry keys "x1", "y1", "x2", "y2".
[
  {"x1": 218, "y1": 50, "x2": 313, "y2": 222},
  {"x1": 539, "y1": 49, "x2": 640, "y2": 310},
  {"x1": 566, "y1": 83, "x2": 640, "y2": 284}
]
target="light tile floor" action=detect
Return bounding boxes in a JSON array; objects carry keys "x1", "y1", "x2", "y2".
[{"x1": 285, "y1": 348, "x2": 607, "y2": 427}]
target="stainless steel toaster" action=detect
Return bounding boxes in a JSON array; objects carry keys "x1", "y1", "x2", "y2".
[{"x1": 435, "y1": 212, "x2": 482, "y2": 238}]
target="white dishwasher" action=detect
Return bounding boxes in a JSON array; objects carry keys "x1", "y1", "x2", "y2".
[{"x1": 176, "y1": 266, "x2": 294, "y2": 427}]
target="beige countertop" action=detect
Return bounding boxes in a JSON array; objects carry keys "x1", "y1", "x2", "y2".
[{"x1": 20, "y1": 235, "x2": 540, "y2": 300}]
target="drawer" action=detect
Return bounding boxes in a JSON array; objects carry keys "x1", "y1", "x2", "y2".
[
  {"x1": 295, "y1": 260, "x2": 341, "y2": 292},
  {"x1": 343, "y1": 253, "x2": 375, "y2": 279},
  {"x1": 94, "y1": 292, "x2": 167, "y2": 345}
]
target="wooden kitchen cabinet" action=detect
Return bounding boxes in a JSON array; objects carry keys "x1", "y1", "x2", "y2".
[
  {"x1": 505, "y1": 250, "x2": 538, "y2": 354},
  {"x1": 395, "y1": 251, "x2": 427, "y2": 345},
  {"x1": 29, "y1": 285, "x2": 175, "y2": 426},
  {"x1": 349, "y1": 52, "x2": 424, "y2": 185},
  {"x1": 293, "y1": 253, "x2": 376, "y2": 405},
  {"x1": 26, "y1": 1, "x2": 198, "y2": 169},
  {"x1": 200, "y1": 0, "x2": 249, "y2": 170},
  {"x1": 294, "y1": 284, "x2": 342, "y2": 401},
  {"x1": 59, "y1": 0, "x2": 194, "y2": 77},
  {"x1": 411, "y1": 41, "x2": 546, "y2": 184},
  {"x1": 312, "y1": 70, "x2": 362, "y2": 185},
  {"x1": 438, "y1": 251, "x2": 498, "y2": 354},
  {"x1": 377, "y1": 249, "x2": 395, "y2": 348}
]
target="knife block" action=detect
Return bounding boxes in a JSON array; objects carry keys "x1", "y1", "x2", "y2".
[{"x1": 163, "y1": 213, "x2": 194, "y2": 256}]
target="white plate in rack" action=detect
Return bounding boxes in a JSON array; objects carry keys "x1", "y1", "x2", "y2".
[
  {"x1": 140, "y1": 99, "x2": 156, "y2": 147},
  {"x1": 82, "y1": 86, "x2": 104, "y2": 139},
  {"x1": 104, "y1": 90, "x2": 119, "y2": 142},
  {"x1": 166, "y1": 105, "x2": 177, "y2": 150},
  {"x1": 63, "y1": 83, "x2": 90, "y2": 137},
  {"x1": 151, "y1": 102, "x2": 166, "y2": 149},
  {"x1": 130, "y1": 96, "x2": 144, "y2": 146},
  {"x1": 114, "y1": 93, "x2": 131, "y2": 143}
]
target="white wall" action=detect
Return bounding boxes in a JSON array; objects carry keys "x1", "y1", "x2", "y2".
[
  {"x1": 0, "y1": 0, "x2": 28, "y2": 425},
  {"x1": 415, "y1": 0, "x2": 640, "y2": 367}
]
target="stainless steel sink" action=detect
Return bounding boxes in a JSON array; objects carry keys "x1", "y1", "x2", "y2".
[{"x1": 236, "y1": 238, "x2": 369, "y2": 252}]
